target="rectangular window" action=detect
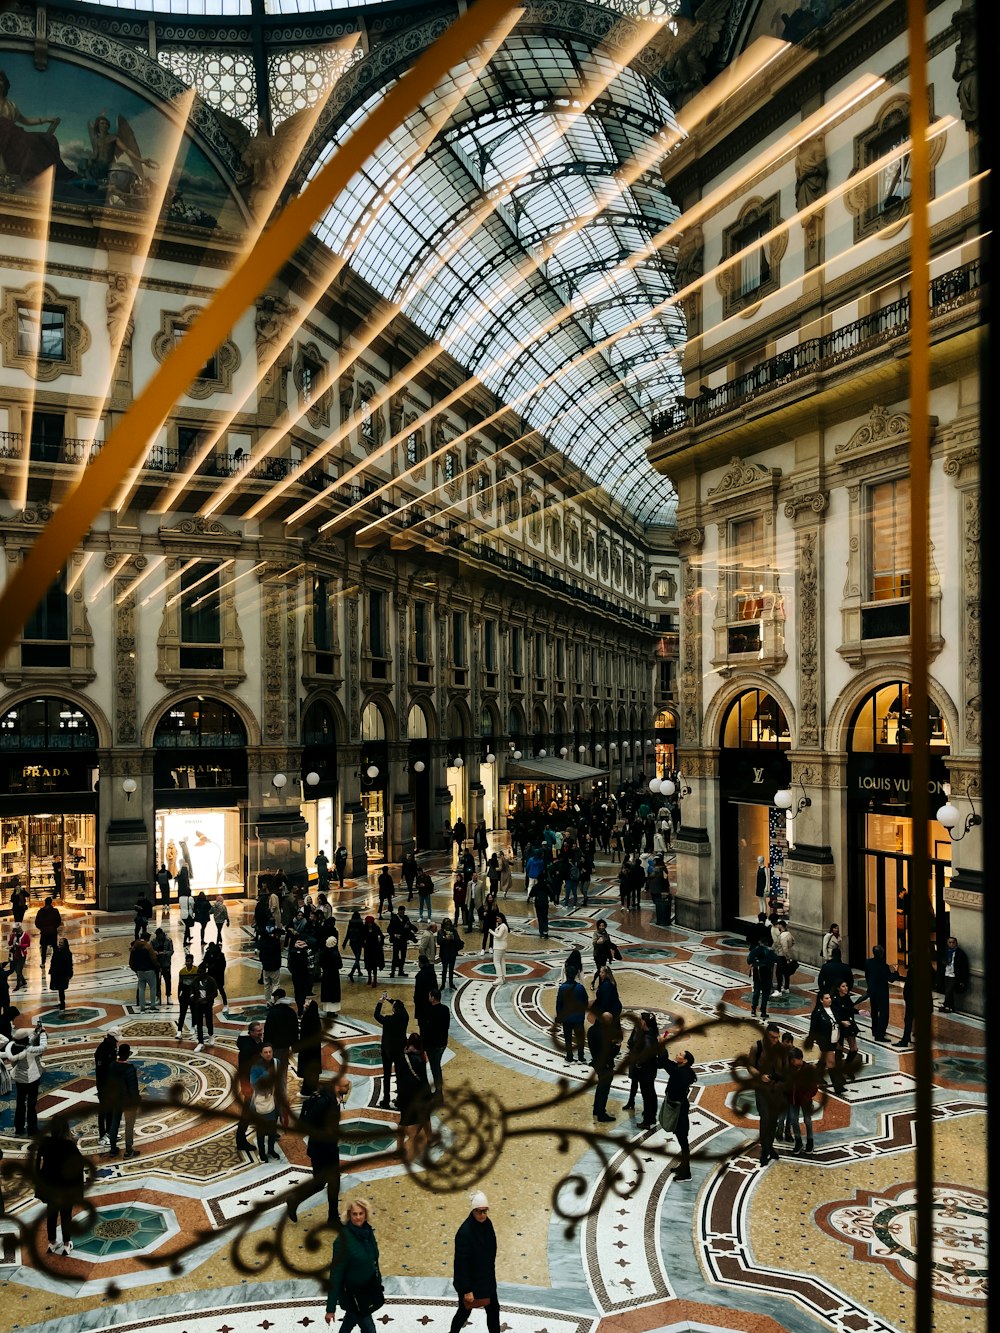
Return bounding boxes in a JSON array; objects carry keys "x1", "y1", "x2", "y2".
[
  {"x1": 301, "y1": 358, "x2": 320, "y2": 406},
  {"x1": 869, "y1": 478, "x2": 911, "y2": 601},
  {"x1": 733, "y1": 216, "x2": 771, "y2": 298},
  {"x1": 312, "y1": 575, "x2": 332, "y2": 653},
  {"x1": 729, "y1": 515, "x2": 767, "y2": 623},
  {"x1": 575, "y1": 642, "x2": 583, "y2": 684},
  {"x1": 21, "y1": 570, "x2": 70, "y2": 667},
  {"x1": 369, "y1": 589, "x2": 386, "y2": 659},
  {"x1": 180, "y1": 561, "x2": 223, "y2": 670},
  {"x1": 863, "y1": 477, "x2": 911, "y2": 638},
  {"x1": 29, "y1": 411, "x2": 65, "y2": 464},
  {"x1": 555, "y1": 638, "x2": 565, "y2": 678},
  {"x1": 18, "y1": 306, "x2": 66, "y2": 361},
  {"x1": 484, "y1": 619, "x2": 497, "y2": 672},
  {"x1": 453, "y1": 611, "x2": 467, "y2": 668},
  {"x1": 532, "y1": 632, "x2": 543, "y2": 677},
  {"x1": 173, "y1": 322, "x2": 218, "y2": 381},
  {"x1": 360, "y1": 395, "x2": 374, "y2": 446},
  {"x1": 406, "y1": 431, "x2": 421, "y2": 467},
  {"x1": 868, "y1": 125, "x2": 911, "y2": 219},
  {"x1": 414, "y1": 601, "x2": 430, "y2": 663},
  {"x1": 444, "y1": 452, "x2": 456, "y2": 482},
  {"x1": 510, "y1": 626, "x2": 523, "y2": 674},
  {"x1": 590, "y1": 646, "x2": 598, "y2": 682}
]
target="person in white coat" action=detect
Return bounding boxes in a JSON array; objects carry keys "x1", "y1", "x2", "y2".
[
  {"x1": 8, "y1": 1022, "x2": 48, "y2": 1136},
  {"x1": 490, "y1": 912, "x2": 510, "y2": 984}
]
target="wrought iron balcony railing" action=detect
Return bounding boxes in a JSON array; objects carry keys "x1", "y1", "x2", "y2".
[{"x1": 652, "y1": 258, "x2": 982, "y2": 437}]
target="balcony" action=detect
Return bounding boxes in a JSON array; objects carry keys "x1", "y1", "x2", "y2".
[{"x1": 652, "y1": 259, "x2": 982, "y2": 438}]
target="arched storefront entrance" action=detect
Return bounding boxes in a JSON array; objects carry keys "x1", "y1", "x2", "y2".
[
  {"x1": 152, "y1": 697, "x2": 248, "y2": 895},
  {"x1": 718, "y1": 689, "x2": 791, "y2": 926},
  {"x1": 360, "y1": 701, "x2": 389, "y2": 862},
  {"x1": 301, "y1": 699, "x2": 338, "y2": 882},
  {"x1": 0, "y1": 696, "x2": 100, "y2": 905},
  {"x1": 407, "y1": 702, "x2": 432, "y2": 852},
  {"x1": 846, "y1": 681, "x2": 953, "y2": 972}
]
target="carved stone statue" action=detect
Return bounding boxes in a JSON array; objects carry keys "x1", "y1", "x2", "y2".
[
  {"x1": 674, "y1": 223, "x2": 704, "y2": 290},
  {"x1": 952, "y1": 0, "x2": 978, "y2": 135},
  {"x1": 217, "y1": 108, "x2": 312, "y2": 216},
  {"x1": 795, "y1": 135, "x2": 828, "y2": 212}
]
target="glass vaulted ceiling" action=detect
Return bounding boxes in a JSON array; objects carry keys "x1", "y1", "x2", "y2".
[{"x1": 312, "y1": 31, "x2": 683, "y2": 528}]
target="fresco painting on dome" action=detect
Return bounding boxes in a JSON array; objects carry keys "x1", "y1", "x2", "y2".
[{"x1": 0, "y1": 51, "x2": 243, "y2": 230}]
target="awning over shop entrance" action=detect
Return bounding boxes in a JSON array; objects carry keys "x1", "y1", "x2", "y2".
[{"x1": 502, "y1": 758, "x2": 608, "y2": 783}]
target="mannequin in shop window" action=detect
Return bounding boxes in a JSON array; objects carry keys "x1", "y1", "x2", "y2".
[{"x1": 755, "y1": 857, "x2": 767, "y2": 916}]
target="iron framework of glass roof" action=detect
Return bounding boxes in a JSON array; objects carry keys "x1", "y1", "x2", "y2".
[{"x1": 310, "y1": 28, "x2": 683, "y2": 527}]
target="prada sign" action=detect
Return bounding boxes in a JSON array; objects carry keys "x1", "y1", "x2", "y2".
[{"x1": 5, "y1": 756, "x2": 96, "y2": 794}]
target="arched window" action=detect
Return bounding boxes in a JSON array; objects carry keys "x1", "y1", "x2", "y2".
[
  {"x1": 303, "y1": 700, "x2": 336, "y2": 747},
  {"x1": 721, "y1": 690, "x2": 790, "y2": 749},
  {"x1": 0, "y1": 697, "x2": 97, "y2": 750},
  {"x1": 407, "y1": 703, "x2": 430, "y2": 740},
  {"x1": 154, "y1": 698, "x2": 246, "y2": 748},
  {"x1": 848, "y1": 681, "x2": 949, "y2": 753},
  {"x1": 361, "y1": 702, "x2": 386, "y2": 742}
]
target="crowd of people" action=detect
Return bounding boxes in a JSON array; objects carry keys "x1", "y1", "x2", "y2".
[{"x1": 0, "y1": 797, "x2": 974, "y2": 1327}]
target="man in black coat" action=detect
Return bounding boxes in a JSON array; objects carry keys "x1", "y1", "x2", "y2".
[
  {"x1": 377, "y1": 865, "x2": 395, "y2": 918},
  {"x1": 263, "y1": 989, "x2": 299, "y2": 1114},
  {"x1": 424, "y1": 988, "x2": 451, "y2": 1098},
  {"x1": 375, "y1": 995, "x2": 408, "y2": 1108},
  {"x1": 235, "y1": 1020, "x2": 263, "y2": 1153},
  {"x1": 286, "y1": 1073, "x2": 348, "y2": 1225},
  {"x1": 939, "y1": 936, "x2": 971, "y2": 1012},
  {"x1": 817, "y1": 946, "x2": 853, "y2": 997},
  {"x1": 450, "y1": 1190, "x2": 501, "y2": 1332},
  {"x1": 389, "y1": 904, "x2": 418, "y2": 978},
  {"x1": 413, "y1": 956, "x2": 437, "y2": 1044},
  {"x1": 859, "y1": 945, "x2": 898, "y2": 1041}
]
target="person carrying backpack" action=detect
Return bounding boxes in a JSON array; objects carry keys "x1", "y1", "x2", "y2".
[{"x1": 747, "y1": 938, "x2": 780, "y2": 1020}]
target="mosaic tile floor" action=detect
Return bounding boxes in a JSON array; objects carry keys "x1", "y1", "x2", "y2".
[{"x1": 0, "y1": 851, "x2": 987, "y2": 1333}]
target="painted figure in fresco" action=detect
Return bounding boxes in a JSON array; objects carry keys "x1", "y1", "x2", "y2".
[
  {"x1": 83, "y1": 112, "x2": 158, "y2": 201},
  {"x1": 0, "y1": 70, "x2": 77, "y2": 183}
]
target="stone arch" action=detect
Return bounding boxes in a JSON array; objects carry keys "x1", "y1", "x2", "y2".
[
  {"x1": 445, "y1": 696, "x2": 473, "y2": 739},
  {"x1": 406, "y1": 697, "x2": 438, "y2": 741},
  {"x1": 142, "y1": 689, "x2": 259, "y2": 750},
  {"x1": 361, "y1": 693, "x2": 397, "y2": 743},
  {"x1": 480, "y1": 700, "x2": 502, "y2": 737},
  {"x1": 825, "y1": 664, "x2": 961, "y2": 756},
  {"x1": 703, "y1": 675, "x2": 796, "y2": 752},
  {"x1": 300, "y1": 689, "x2": 348, "y2": 745},
  {"x1": 0, "y1": 686, "x2": 112, "y2": 751},
  {"x1": 507, "y1": 701, "x2": 526, "y2": 740}
]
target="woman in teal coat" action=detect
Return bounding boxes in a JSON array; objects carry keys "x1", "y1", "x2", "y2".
[{"x1": 325, "y1": 1197, "x2": 382, "y2": 1331}]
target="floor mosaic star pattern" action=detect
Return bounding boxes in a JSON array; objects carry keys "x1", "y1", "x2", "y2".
[{"x1": 0, "y1": 849, "x2": 987, "y2": 1333}]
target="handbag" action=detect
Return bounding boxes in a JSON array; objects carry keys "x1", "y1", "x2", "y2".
[
  {"x1": 346, "y1": 1269, "x2": 385, "y2": 1315},
  {"x1": 657, "y1": 1097, "x2": 682, "y2": 1133},
  {"x1": 252, "y1": 1086, "x2": 276, "y2": 1117}
]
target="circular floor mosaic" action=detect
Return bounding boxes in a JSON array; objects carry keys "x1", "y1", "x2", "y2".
[{"x1": 818, "y1": 1183, "x2": 987, "y2": 1305}]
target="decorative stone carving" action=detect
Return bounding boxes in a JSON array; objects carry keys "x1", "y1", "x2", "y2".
[
  {"x1": 263, "y1": 582, "x2": 285, "y2": 742},
  {"x1": 255, "y1": 293, "x2": 295, "y2": 424},
  {"x1": 796, "y1": 529, "x2": 821, "y2": 749},
  {"x1": 708, "y1": 456, "x2": 778, "y2": 499},
  {"x1": 113, "y1": 569, "x2": 139, "y2": 745},
  {"x1": 835, "y1": 405, "x2": 911, "y2": 456},
  {"x1": 784, "y1": 490, "x2": 829, "y2": 519}
]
